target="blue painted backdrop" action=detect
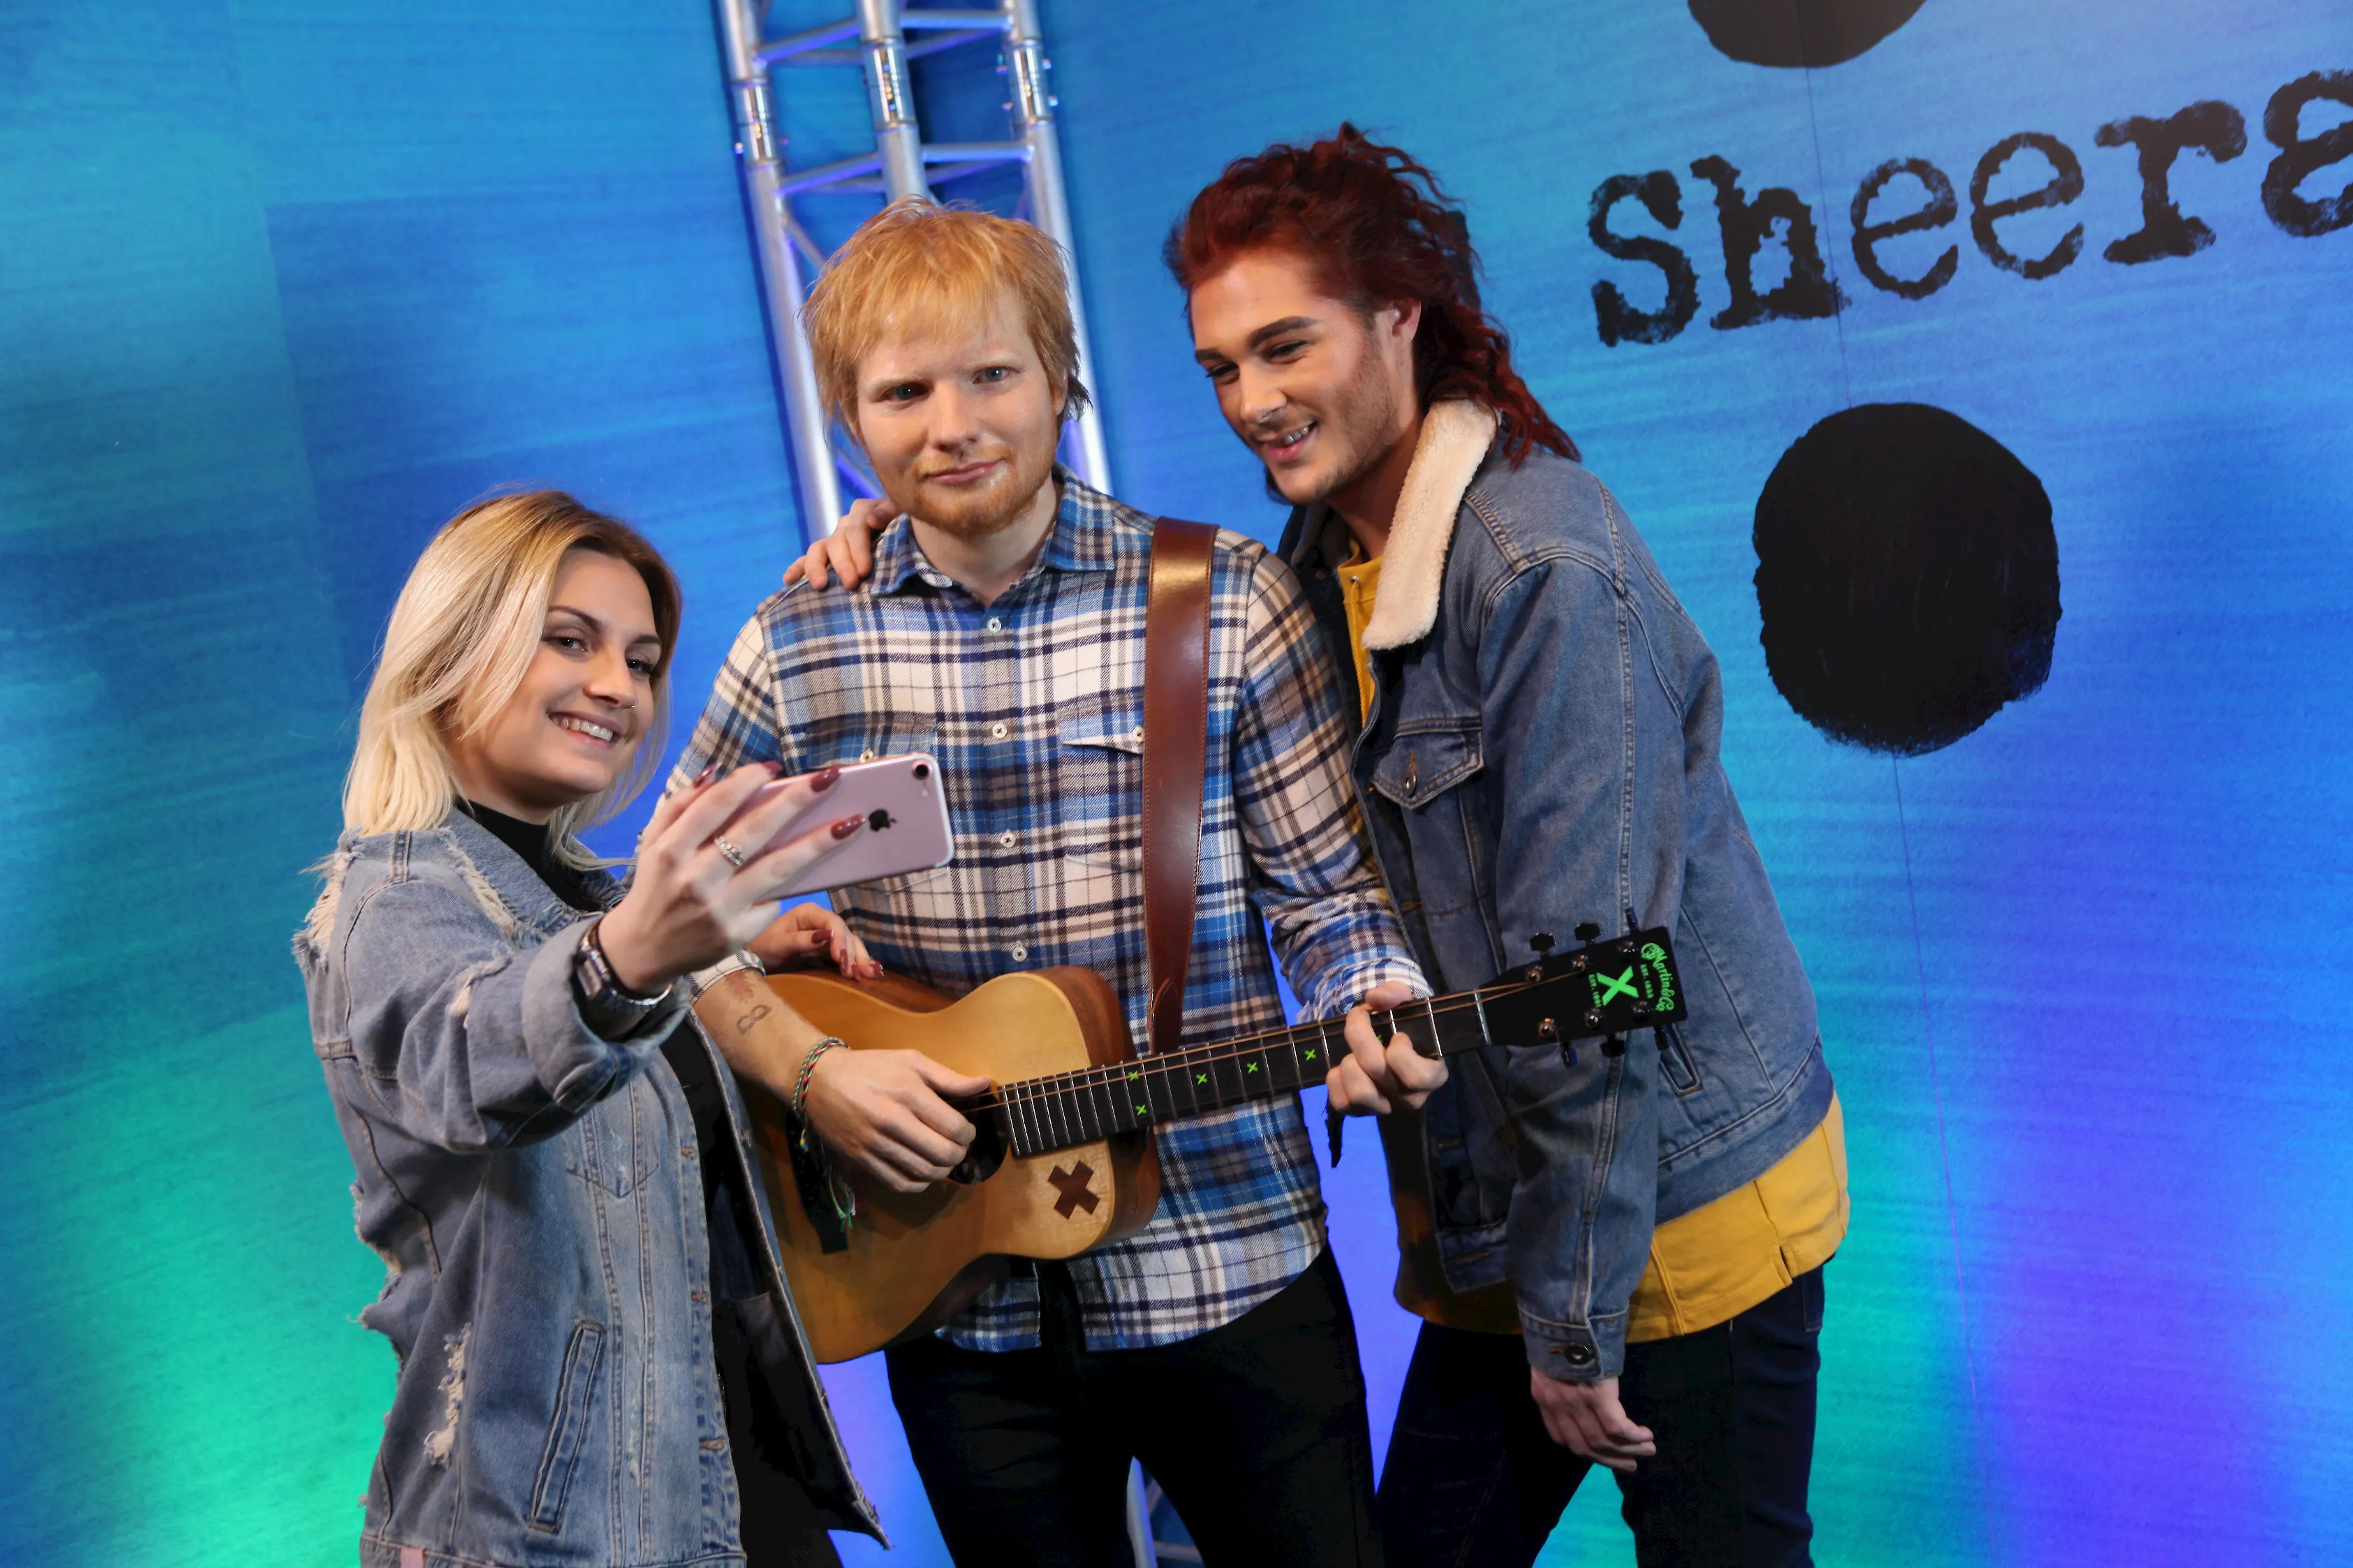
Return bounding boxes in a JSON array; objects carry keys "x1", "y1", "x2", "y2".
[{"x1": 0, "y1": 2, "x2": 2346, "y2": 1566}]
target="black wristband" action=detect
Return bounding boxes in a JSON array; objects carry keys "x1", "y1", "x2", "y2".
[{"x1": 572, "y1": 917, "x2": 670, "y2": 1037}]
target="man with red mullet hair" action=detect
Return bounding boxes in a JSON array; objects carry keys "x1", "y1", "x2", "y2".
[
  {"x1": 797, "y1": 129, "x2": 1847, "y2": 1567},
  {"x1": 1170, "y1": 127, "x2": 1847, "y2": 1567}
]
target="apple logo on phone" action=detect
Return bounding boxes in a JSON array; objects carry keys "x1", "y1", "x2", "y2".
[{"x1": 868, "y1": 809, "x2": 894, "y2": 832}]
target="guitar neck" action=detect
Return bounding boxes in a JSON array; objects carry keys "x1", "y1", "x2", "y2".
[{"x1": 980, "y1": 989, "x2": 1507, "y2": 1162}]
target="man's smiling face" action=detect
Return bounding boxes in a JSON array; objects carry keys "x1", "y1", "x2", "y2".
[
  {"x1": 853, "y1": 286, "x2": 1063, "y2": 542},
  {"x1": 1188, "y1": 246, "x2": 1419, "y2": 510}
]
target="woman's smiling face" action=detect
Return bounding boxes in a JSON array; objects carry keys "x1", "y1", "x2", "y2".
[{"x1": 446, "y1": 548, "x2": 663, "y2": 822}]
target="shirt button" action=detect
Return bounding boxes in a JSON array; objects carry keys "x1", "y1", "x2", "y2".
[
  {"x1": 986, "y1": 616, "x2": 1004, "y2": 632},
  {"x1": 989, "y1": 721, "x2": 1009, "y2": 740},
  {"x1": 998, "y1": 831, "x2": 1017, "y2": 849},
  {"x1": 859, "y1": 748, "x2": 876, "y2": 762},
  {"x1": 1130, "y1": 725, "x2": 1144, "y2": 742},
  {"x1": 1010, "y1": 944, "x2": 1029, "y2": 962}
]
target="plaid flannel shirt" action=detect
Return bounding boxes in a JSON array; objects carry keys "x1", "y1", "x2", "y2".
[{"x1": 672, "y1": 474, "x2": 1425, "y2": 1351}]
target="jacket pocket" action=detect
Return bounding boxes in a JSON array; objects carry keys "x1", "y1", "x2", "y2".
[
  {"x1": 529, "y1": 1319, "x2": 606, "y2": 1532},
  {"x1": 1369, "y1": 725, "x2": 1493, "y2": 922},
  {"x1": 1656, "y1": 1019, "x2": 1704, "y2": 1097},
  {"x1": 1369, "y1": 724, "x2": 1484, "y2": 811},
  {"x1": 563, "y1": 1089, "x2": 642, "y2": 1199}
]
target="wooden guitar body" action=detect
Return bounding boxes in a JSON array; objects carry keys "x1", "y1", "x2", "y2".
[
  {"x1": 743, "y1": 924, "x2": 1690, "y2": 1363},
  {"x1": 747, "y1": 967, "x2": 1159, "y2": 1363}
]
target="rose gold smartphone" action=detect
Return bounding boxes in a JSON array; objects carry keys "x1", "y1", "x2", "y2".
[{"x1": 728, "y1": 753, "x2": 955, "y2": 899}]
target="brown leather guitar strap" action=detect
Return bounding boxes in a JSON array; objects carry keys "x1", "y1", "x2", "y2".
[{"x1": 1142, "y1": 517, "x2": 1216, "y2": 1059}]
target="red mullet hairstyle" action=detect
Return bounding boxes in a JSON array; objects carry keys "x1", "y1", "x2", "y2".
[{"x1": 1165, "y1": 124, "x2": 1577, "y2": 467}]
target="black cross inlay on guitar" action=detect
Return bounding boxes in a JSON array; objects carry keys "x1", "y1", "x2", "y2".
[{"x1": 1048, "y1": 1162, "x2": 1099, "y2": 1218}]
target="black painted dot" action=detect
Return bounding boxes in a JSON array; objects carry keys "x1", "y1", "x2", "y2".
[
  {"x1": 1753, "y1": 404, "x2": 2059, "y2": 756},
  {"x1": 1688, "y1": 0, "x2": 1929, "y2": 68}
]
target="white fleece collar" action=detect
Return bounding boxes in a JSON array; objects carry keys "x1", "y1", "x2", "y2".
[{"x1": 1359, "y1": 400, "x2": 1498, "y2": 650}]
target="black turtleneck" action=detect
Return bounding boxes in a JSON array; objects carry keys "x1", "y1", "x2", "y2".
[{"x1": 455, "y1": 798, "x2": 598, "y2": 911}]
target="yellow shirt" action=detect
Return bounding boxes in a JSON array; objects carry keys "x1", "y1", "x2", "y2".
[
  {"x1": 1334, "y1": 549, "x2": 1383, "y2": 719},
  {"x1": 1337, "y1": 548, "x2": 1849, "y2": 1341}
]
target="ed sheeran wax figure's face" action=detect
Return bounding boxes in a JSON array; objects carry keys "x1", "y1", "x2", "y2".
[
  {"x1": 1187, "y1": 246, "x2": 1423, "y2": 533},
  {"x1": 446, "y1": 548, "x2": 663, "y2": 822},
  {"x1": 853, "y1": 288, "x2": 1067, "y2": 547}
]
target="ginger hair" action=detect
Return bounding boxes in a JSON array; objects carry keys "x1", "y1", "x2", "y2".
[
  {"x1": 805, "y1": 198, "x2": 1089, "y2": 431},
  {"x1": 1167, "y1": 124, "x2": 1577, "y2": 466}
]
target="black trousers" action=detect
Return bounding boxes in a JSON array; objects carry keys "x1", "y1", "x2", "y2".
[
  {"x1": 885, "y1": 1247, "x2": 1382, "y2": 1568},
  {"x1": 1376, "y1": 1267, "x2": 1825, "y2": 1568}
]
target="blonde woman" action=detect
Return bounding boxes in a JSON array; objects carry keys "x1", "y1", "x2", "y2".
[{"x1": 296, "y1": 492, "x2": 881, "y2": 1568}]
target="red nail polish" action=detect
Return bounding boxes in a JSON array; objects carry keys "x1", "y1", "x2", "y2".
[
  {"x1": 764, "y1": 760, "x2": 783, "y2": 775},
  {"x1": 695, "y1": 762, "x2": 718, "y2": 786},
  {"x1": 812, "y1": 764, "x2": 841, "y2": 792},
  {"x1": 830, "y1": 815, "x2": 864, "y2": 840}
]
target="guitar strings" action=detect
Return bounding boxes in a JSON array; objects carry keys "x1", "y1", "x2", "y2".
[{"x1": 956, "y1": 986, "x2": 1558, "y2": 1117}]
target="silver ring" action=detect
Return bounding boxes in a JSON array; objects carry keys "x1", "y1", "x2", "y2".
[{"x1": 714, "y1": 836, "x2": 748, "y2": 869}]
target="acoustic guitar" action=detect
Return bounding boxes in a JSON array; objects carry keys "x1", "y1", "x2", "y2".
[{"x1": 746, "y1": 924, "x2": 1688, "y2": 1363}]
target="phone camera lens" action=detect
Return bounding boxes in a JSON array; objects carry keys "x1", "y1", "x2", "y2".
[{"x1": 913, "y1": 762, "x2": 930, "y2": 781}]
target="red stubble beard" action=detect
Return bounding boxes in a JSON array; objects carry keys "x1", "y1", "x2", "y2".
[{"x1": 888, "y1": 436, "x2": 1059, "y2": 543}]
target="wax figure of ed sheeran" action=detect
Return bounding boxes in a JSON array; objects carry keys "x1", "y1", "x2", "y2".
[
  {"x1": 798, "y1": 131, "x2": 1851, "y2": 1568},
  {"x1": 672, "y1": 200, "x2": 1444, "y2": 1567}
]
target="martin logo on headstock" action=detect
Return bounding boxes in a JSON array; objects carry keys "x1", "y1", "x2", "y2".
[{"x1": 1435, "y1": 920, "x2": 1690, "y2": 1072}]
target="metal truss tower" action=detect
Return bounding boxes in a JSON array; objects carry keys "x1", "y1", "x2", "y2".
[{"x1": 714, "y1": 0, "x2": 1113, "y2": 541}]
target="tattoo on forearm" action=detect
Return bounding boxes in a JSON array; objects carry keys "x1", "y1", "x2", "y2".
[{"x1": 736, "y1": 1003, "x2": 772, "y2": 1035}]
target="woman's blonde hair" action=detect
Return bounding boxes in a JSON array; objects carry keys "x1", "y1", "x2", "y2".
[
  {"x1": 804, "y1": 198, "x2": 1091, "y2": 430},
  {"x1": 343, "y1": 490, "x2": 682, "y2": 866}
]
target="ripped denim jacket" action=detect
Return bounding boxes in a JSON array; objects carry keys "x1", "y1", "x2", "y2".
[{"x1": 293, "y1": 810, "x2": 878, "y2": 1567}]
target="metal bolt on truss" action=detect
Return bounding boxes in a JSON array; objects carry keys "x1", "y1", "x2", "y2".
[{"x1": 714, "y1": 0, "x2": 1113, "y2": 540}]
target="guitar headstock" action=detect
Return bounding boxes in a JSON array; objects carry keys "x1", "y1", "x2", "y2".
[{"x1": 1475, "y1": 925, "x2": 1689, "y2": 1046}]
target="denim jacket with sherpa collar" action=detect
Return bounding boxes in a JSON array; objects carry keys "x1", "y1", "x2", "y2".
[
  {"x1": 1279, "y1": 401, "x2": 1834, "y2": 1382},
  {"x1": 293, "y1": 808, "x2": 880, "y2": 1567}
]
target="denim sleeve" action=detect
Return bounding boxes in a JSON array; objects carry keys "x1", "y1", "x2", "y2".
[
  {"x1": 1477, "y1": 556, "x2": 1679, "y2": 1382},
  {"x1": 1233, "y1": 548, "x2": 1427, "y2": 1020},
  {"x1": 338, "y1": 875, "x2": 682, "y2": 1153}
]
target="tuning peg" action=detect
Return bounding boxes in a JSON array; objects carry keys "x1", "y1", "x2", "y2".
[
  {"x1": 1530, "y1": 931, "x2": 1556, "y2": 955},
  {"x1": 1600, "y1": 1035, "x2": 1628, "y2": 1058},
  {"x1": 1559, "y1": 1042, "x2": 1579, "y2": 1072},
  {"x1": 1574, "y1": 921, "x2": 1602, "y2": 942}
]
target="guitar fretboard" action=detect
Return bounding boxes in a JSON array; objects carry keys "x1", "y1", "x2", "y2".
[{"x1": 973, "y1": 992, "x2": 1506, "y2": 1160}]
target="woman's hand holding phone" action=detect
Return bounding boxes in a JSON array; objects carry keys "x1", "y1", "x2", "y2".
[{"x1": 597, "y1": 763, "x2": 864, "y2": 993}]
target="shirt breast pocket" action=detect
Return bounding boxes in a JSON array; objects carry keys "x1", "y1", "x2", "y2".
[
  {"x1": 791, "y1": 712, "x2": 938, "y2": 771},
  {"x1": 1056, "y1": 709, "x2": 1144, "y2": 871},
  {"x1": 1369, "y1": 723, "x2": 1492, "y2": 920}
]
